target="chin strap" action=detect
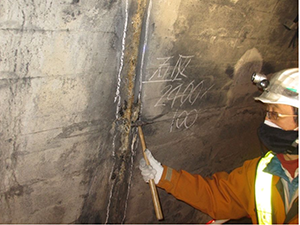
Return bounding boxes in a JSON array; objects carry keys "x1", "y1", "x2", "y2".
[{"x1": 286, "y1": 138, "x2": 299, "y2": 155}]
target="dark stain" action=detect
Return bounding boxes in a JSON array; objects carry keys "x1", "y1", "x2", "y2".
[
  {"x1": 111, "y1": 173, "x2": 116, "y2": 180},
  {"x1": 76, "y1": 209, "x2": 102, "y2": 224},
  {"x1": 75, "y1": 191, "x2": 103, "y2": 223},
  {"x1": 62, "y1": 8, "x2": 81, "y2": 23},
  {"x1": 72, "y1": 0, "x2": 80, "y2": 4},
  {"x1": 261, "y1": 62, "x2": 274, "y2": 74},
  {"x1": 5, "y1": 184, "x2": 24, "y2": 198},
  {"x1": 225, "y1": 65, "x2": 234, "y2": 79},
  {"x1": 241, "y1": 31, "x2": 249, "y2": 43},
  {"x1": 143, "y1": 123, "x2": 157, "y2": 137},
  {"x1": 118, "y1": 100, "x2": 128, "y2": 117},
  {"x1": 103, "y1": 0, "x2": 118, "y2": 10},
  {"x1": 93, "y1": 214, "x2": 102, "y2": 223},
  {"x1": 152, "y1": 22, "x2": 155, "y2": 32},
  {"x1": 55, "y1": 120, "x2": 101, "y2": 139}
]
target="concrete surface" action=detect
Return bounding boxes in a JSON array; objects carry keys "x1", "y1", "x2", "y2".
[{"x1": 0, "y1": 0, "x2": 298, "y2": 224}]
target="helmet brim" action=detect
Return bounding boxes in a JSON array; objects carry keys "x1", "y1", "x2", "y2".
[{"x1": 254, "y1": 94, "x2": 299, "y2": 108}]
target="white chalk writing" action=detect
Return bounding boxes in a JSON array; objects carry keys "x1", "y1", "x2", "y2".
[
  {"x1": 154, "y1": 80, "x2": 213, "y2": 109},
  {"x1": 144, "y1": 55, "x2": 194, "y2": 83},
  {"x1": 144, "y1": 55, "x2": 214, "y2": 132},
  {"x1": 170, "y1": 109, "x2": 199, "y2": 132}
]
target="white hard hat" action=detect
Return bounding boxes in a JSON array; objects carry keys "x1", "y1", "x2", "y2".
[{"x1": 254, "y1": 68, "x2": 299, "y2": 108}]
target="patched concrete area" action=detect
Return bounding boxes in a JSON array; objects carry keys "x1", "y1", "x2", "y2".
[{"x1": 0, "y1": 0, "x2": 298, "y2": 224}]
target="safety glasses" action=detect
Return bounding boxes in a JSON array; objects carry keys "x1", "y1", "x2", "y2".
[{"x1": 265, "y1": 110, "x2": 298, "y2": 120}]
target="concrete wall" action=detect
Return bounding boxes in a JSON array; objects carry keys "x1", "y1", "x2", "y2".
[
  {"x1": 125, "y1": 1, "x2": 298, "y2": 223},
  {"x1": 0, "y1": 0, "x2": 122, "y2": 223},
  {"x1": 0, "y1": 0, "x2": 298, "y2": 224}
]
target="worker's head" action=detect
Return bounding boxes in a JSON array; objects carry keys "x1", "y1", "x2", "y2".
[{"x1": 252, "y1": 68, "x2": 298, "y2": 155}]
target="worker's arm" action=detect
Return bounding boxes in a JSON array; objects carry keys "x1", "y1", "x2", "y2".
[{"x1": 157, "y1": 157, "x2": 259, "y2": 220}]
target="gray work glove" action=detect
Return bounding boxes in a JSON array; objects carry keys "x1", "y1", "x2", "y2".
[{"x1": 139, "y1": 149, "x2": 164, "y2": 184}]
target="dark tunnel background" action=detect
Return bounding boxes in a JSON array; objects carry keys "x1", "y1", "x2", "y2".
[{"x1": 0, "y1": 0, "x2": 298, "y2": 223}]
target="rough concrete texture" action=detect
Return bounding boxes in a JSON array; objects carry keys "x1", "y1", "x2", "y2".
[
  {"x1": 0, "y1": 0, "x2": 122, "y2": 223},
  {"x1": 0, "y1": 0, "x2": 298, "y2": 224},
  {"x1": 125, "y1": 0, "x2": 298, "y2": 223}
]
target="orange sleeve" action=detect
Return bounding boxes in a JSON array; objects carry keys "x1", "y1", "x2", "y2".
[{"x1": 157, "y1": 157, "x2": 260, "y2": 219}]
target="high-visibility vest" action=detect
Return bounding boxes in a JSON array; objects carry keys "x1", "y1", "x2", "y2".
[{"x1": 255, "y1": 151, "x2": 275, "y2": 225}]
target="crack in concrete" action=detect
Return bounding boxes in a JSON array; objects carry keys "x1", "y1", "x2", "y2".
[
  {"x1": 106, "y1": 0, "x2": 130, "y2": 223},
  {"x1": 105, "y1": 0, "x2": 148, "y2": 223}
]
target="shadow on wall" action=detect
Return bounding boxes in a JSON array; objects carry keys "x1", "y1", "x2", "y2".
[{"x1": 227, "y1": 48, "x2": 264, "y2": 107}]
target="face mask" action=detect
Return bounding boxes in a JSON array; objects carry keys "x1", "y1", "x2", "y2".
[{"x1": 258, "y1": 121, "x2": 298, "y2": 154}]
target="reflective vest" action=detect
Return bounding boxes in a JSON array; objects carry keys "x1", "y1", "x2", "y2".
[{"x1": 255, "y1": 151, "x2": 275, "y2": 225}]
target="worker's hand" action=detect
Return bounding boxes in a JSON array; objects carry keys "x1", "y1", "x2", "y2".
[{"x1": 139, "y1": 149, "x2": 163, "y2": 184}]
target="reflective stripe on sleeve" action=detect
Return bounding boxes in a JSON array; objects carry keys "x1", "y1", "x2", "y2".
[{"x1": 255, "y1": 151, "x2": 274, "y2": 225}]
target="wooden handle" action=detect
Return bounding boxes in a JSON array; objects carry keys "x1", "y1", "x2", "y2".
[{"x1": 138, "y1": 126, "x2": 163, "y2": 220}]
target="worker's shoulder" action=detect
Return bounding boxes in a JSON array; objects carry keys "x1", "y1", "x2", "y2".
[
  {"x1": 226, "y1": 156, "x2": 260, "y2": 178},
  {"x1": 245, "y1": 155, "x2": 261, "y2": 163},
  {"x1": 240, "y1": 155, "x2": 261, "y2": 171}
]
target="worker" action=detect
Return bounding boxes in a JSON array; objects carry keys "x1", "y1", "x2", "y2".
[{"x1": 139, "y1": 68, "x2": 299, "y2": 224}]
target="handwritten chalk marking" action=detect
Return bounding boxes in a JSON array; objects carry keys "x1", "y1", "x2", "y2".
[
  {"x1": 154, "y1": 80, "x2": 214, "y2": 109},
  {"x1": 170, "y1": 109, "x2": 198, "y2": 132},
  {"x1": 146, "y1": 55, "x2": 194, "y2": 82},
  {"x1": 143, "y1": 54, "x2": 215, "y2": 132}
]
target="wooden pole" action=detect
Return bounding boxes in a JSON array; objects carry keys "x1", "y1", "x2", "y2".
[{"x1": 138, "y1": 126, "x2": 163, "y2": 220}]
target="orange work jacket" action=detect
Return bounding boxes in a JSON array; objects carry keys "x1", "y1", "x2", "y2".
[{"x1": 157, "y1": 156, "x2": 298, "y2": 224}]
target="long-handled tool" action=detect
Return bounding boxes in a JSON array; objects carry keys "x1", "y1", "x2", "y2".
[{"x1": 135, "y1": 123, "x2": 163, "y2": 220}]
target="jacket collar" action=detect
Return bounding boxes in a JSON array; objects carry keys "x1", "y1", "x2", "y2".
[
  {"x1": 263, "y1": 155, "x2": 298, "y2": 223},
  {"x1": 263, "y1": 155, "x2": 298, "y2": 185}
]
